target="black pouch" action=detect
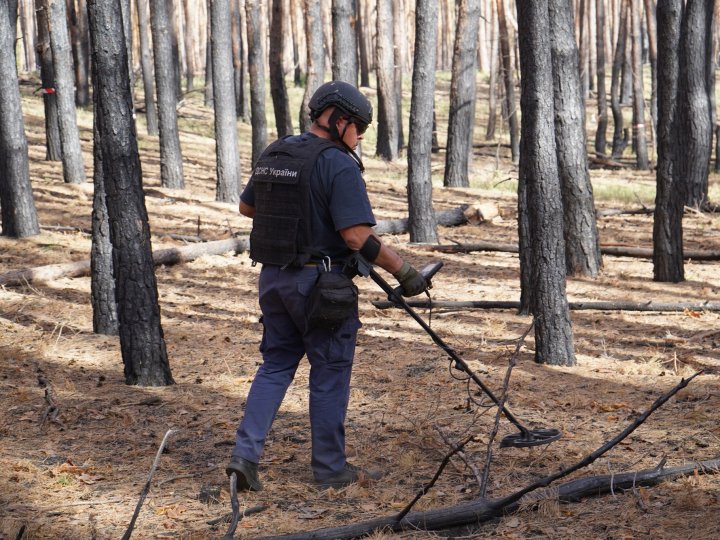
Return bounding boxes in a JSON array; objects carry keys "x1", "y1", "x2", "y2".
[{"x1": 306, "y1": 269, "x2": 358, "y2": 329}]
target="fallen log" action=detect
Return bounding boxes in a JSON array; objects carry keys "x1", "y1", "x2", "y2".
[
  {"x1": 373, "y1": 205, "x2": 469, "y2": 235},
  {"x1": 432, "y1": 242, "x2": 720, "y2": 260},
  {"x1": 372, "y1": 299, "x2": 720, "y2": 312}
]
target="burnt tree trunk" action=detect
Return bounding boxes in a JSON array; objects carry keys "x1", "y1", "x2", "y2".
[
  {"x1": 677, "y1": 0, "x2": 714, "y2": 208},
  {"x1": 0, "y1": 0, "x2": 40, "y2": 238},
  {"x1": 407, "y1": 0, "x2": 439, "y2": 244},
  {"x1": 516, "y1": 0, "x2": 576, "y2": 366},
  {"x1": 68, "y1": 0, "x2": 90, "y2": 106},
  {"x1": 331, "y1": 0, "x2": 358, "y2": 84},
  {"x1": 300, "y1": 0, "x2": 324, "y2": 133},
  {"x1": 245, "y1": 0, "x2": 267, "y2": 165},
  {"x1": 181, "y1": 0, "x2": 196, "y2": 92},
  {"x1": 610, "y1": 1, "x2": 628, "y2": 158},
  {"x1": 269, "y1": 0, "x2": 293, "y2": 137},
  {"x1": 595, "y1": 0, "x2": 608, "y2": 156},
  {"x1": 87, "y1": 0, "x2": 174, "y2": 386},
  {"x1": 33, "y1": 0, "x2": 62, "y2": 161},
  {"x1": 375, "y1": 0, "x2": 398, "y2": 160},
  {"x1": 357, "y1": 0, "x2": 370, "y2": 87},
  {"x1": 644, "y1": 0, "x2": 659, "y2": 136},
  {"x1": 443, "y1": 0, "x2": 481, "y2": 188},
  {"x1": 548, "y1": 0, "x2": 602, "y2": 277},
  {"x1": 486, "y1": 0, "x2": 499, "y2": 141},
  {"x1": 48, "y1": 0, "x2": 87, "y2": 184},
  {"x1": 210, "y1": 0, "x2": 241, "y2": 202},
  {"x1": 630, "y1": 0, "x2": 649, "y2": 169},
  {"x1": 135, "y1": 0, "x2": 159, "y2": 135},
  {"x1": 496, "y1": 0, "x2": 519, "y2": 162},
  {"x1": 653, "y1": 0, "x2": 684, "y2": 282}
]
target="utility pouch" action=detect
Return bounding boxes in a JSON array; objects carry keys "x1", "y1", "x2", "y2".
[{"x1": 306, "y1": 264, "x2": 358, "y2": 330}]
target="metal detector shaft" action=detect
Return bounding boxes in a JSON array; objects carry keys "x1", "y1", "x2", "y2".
[{"x1": 369, "y1": 267, "x2": 531, "y2": 437}]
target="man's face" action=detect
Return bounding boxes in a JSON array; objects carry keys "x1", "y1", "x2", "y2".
[{"x1": 338, "y1": 116, "x2": 368, "y2": 150}]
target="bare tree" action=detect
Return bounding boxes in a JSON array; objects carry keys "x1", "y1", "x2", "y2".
[
  {"x1": 444, "y1": 0, "x2": 481, "y2": 188},
  {"x1": 149, "y1": 0, "x2": 185, "y2": 188},
  {"x1": 0, "y1": 0, "x2": 40, "y2": 238},
  {"x1": 300, "y1": 0, "x2": 325, "y2": 133},
  {"x1": 610, "y1": 0, "x2": 628, "y2": 158},
  {"x1": 595, "y1": 0, "x2": 609, "y2": 156},
  {"x1": 269, "y1": 0, "x2": 293, "y2": 137},
  {"x1": 87, "y1": 0, "x2": 174, "y2": 386},
  {"x1": 33, "y1": 0, "x2": 61, "y2": 160},
  {"x1": 67, "y1": 0, "x2": 90, "y2": 106},
  {"x1": 182, "y1": 0, "x2": 196, "y2": 91},
  {"x1": 407, "y1": 0, "x2": 439, "y2": 244},
  {"x1": 629, "y1": 0, "x2": 649, "y2": 169},
  {"x1": 210, "y1": 0, "x2": 241, "y2": 202},
  {"x1": 375, "y1": 0, "x2": 398, "y2": 160},
  {"x1": 496, "y1": 0, "x2": 519, "y2": 162},
  {"x1": 245, "y1": 0, "x2": 267, "y2": 165},
  {"x1": 332, "y1": 0, "x2": 358, "y2": 84},
  {"x1": 135, "y1": 0, "x2": 159, "y2": 135},
  {"x1": 516, "y1": 0, "x2": 576, "y2": 366},
  {"x1": 48, "y1": 0, "x2": 87, "y2": 184}
]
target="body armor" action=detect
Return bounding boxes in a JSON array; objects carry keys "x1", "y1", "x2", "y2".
[{"x1": 249, "y1": 136, "x2": 341, "y2": 267}]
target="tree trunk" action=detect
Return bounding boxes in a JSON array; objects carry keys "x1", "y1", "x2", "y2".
[
  {"x1": 245, "y1": 0, "x2": 267, "y2": 165},
  {"x1": 496, "y1": 0, "x2": 519, "y2": 162},
  {"x1": 392, "y1": 0, "x2": 405, "y2": 149},
  {"x1": 33, "y1": 0, "x2": 62, "y2": 161},
  {"x1": 677, "y1": 0, "x2": 714, "y2": 208},
  {"x1": 375, "y1": 0, "x2": 398, "y2": 160},
  {"x1": 149, "y1": 0, "x2": 185, "y2": 188},
  {"x1": 630, "y1": 0, "x2": 649, "y2": 169},
  {"x1": 87, "y1": 0, "x2": 174, "y2": 387},
  {"x1": 230, "y1": 0, "x2": 249, "y2": 121},
  {"x1": 644, "y1": 0, "x2": 659, "y2": 139},
  {"x1": 48, "y1": 0, "x2": 87, "y2": 184},
  {"x1": 210, "y1": 0, "x2": 241, "y2": 202},
  {"x1": 269, "y1": 0, "x2": 293, "y2": 137},
  {"x1": 67, "y1": 0, "x2": 90, "y2": 106},
  {"x1": 0, "y1": 0, "x2": 40, "y2": 238},
  {"x1": 443, "y1": 0, "x2": 481, "y2": 188},
  {"x1": 182, "y1": 0, "x2": 196, "y2": 92},
  {"x1": 653, "y1": 0, "x2": 684, "y2": 282},
  {"x1": 595, "y1": 0, "x2": 609, "y2": 156},
  {"x1": 119, "y1": 0, "x2": 134, "y2": 112},
  {"x1": 610, "y1": 0, "x2": 628, "y2": 158},
  {"x1": 300, "y1": 0, "x2": 324, "y2": 133},
  {"x1": 205, "y1": 2, "x2": 214, "y2": 108},
  {"x1": 90, "y1": 101, "x2": 119, "y2": 336},
  {"x1": 548, "y1": 0, "x2": 602, "y2": 277},
  {"x1": 331, "y1": 0, "x2": 358, "y2": 84},
  {"x1": 166, "y1": 0, "x2": 182, "y2": 101},
  {"x1": 485, "y1": 0, "x2": 498, "y2": 140},
  {"x1": 135, "y1": 0, "x2": 159, "y2": 135},
  {"x1": 357, "y1": 0, "x2": 370, "y2": 87},
  {"x1": 516, "y1": 0, "x2": 575, "y2": 366},
  {"x1": 407, "y1": 0, "x2": 439, "y2": 244}
]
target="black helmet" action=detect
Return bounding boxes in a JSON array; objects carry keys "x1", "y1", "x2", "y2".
[{"x1": 308, "y1": 81, "x2": 373, "y2": 126}]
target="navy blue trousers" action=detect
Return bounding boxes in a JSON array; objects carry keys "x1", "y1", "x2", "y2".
[{"x1": 232, "y1": 264, "x2": 361, "y2": 481}]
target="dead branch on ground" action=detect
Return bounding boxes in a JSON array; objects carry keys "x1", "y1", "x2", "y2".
[{"x1": 250, "y1": 372, "x2": 704, "y2": 540}]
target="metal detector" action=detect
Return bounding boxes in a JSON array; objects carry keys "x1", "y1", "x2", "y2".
[{"x1": 346, "y1": 254, "x2": 561, "y2": 449}]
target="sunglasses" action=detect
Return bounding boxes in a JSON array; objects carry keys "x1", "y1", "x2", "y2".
[{"x1": 347, "y1": 117, "x2": 369, "y2": 135}]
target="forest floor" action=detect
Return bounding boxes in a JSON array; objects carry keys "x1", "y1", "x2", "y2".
[{"x1": 1, "y1": 81, "x2": 719, "y2": 540}]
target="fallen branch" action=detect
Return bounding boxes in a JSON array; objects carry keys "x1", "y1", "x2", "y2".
[
  {"x1": 121, "y1": 428, "x2": 178, "y2": 540},
  {"x1": 251, "y1": 373, "x2": 703, "y2": 540},
  {"x1": 431, "y1": 242, "x2": 720, "y2": 260},
  {"x1": 372, "y1": 299, "x2": 720, "y2": 313},
  {"x1": 373, "y1": 206, "x2": 469, "y2": 235}
]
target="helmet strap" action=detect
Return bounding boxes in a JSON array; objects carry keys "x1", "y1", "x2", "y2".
[{"x1": 317, "y1": 108, "x2": 365, "y2": 173}]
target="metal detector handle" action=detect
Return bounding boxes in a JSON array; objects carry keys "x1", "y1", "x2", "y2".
[{"x1": 390, "y1": 260, "x2": 444, "y2": 300}]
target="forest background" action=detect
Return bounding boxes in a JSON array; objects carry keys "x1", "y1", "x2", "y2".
[{"x1": 1, "y1": 0, "x2": 720, "y2": 539}]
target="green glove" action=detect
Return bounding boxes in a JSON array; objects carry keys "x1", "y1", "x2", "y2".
[{"x1": 393, "y1": 262, "x2": 428, "y2": 297}]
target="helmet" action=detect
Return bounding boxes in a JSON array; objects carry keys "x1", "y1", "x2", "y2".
[{"x1": 308, "y1": 81, "x2": 373, "y2": 126}]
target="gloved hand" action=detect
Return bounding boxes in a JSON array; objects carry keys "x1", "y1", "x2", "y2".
[{"x1": 393, "y1": 262, "x2": 428, "y2": 297}]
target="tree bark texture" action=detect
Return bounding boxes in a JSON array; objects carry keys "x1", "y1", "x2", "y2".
[
  {"x1": 407, "y1": 0, "x2": 439, "y2": 243},
  {"x1": 135, "y1": 0, "x2": 159, "y2": 136},
  {"x1": 595, "y1": 0, "x2": 608, "y2": 156},
  {"x1": 392, "y1": 0, "x2": 405, "y2": 149},
  {"x1": 644, "y1": 0, "x2": 659, "y2": 134},
  {"x1": 182, "y1": 0, "x2": 196, "y2": 92},
  {"x1": 495, "y1": 0, "x2": 519, "y2": 162},
  {"x1": 629, "y1": 0, "x2": 649, "y2": 169},
  {"x1": 610, "y1": 1, "x2": 628, "y2": 158},
  {"x1": 90, "y1": 105, "x2": 119, "y2": 336},
  {"x1": 67, "y1": 0, "x2": 90, "y2": 107},
  {"x1": 331, "y1": 0, "x2": 358, "y2": 84},
  {"x1": 149, "y1": 0, "x2": 185, "y2": 188},
  {"x1": 48, "y1": 0, "x2": 87, "y2": 184},
  {"x1": 443, "y1": 0, "x2": 481, "y2": 188},
  {"x1": 677, "y1": 0, "x2": 714, "y2": 208},
  {"x1": 653, "y1": 0, "x2": 684, "y2": 283},
  {"x1": 0, "y1": 0, "x2": 40, "y2": 238},
  {"x1": 210, "y1": 0, "x2": 242, "y2": 203},
  {"x1": 357, "y1": 0, "x2": 370, "y2": 87},
  {"x1": 33, "y1": 0, "x2": 62, "y2": 161},
  {"x1": 300, "y1": 0, "x2": 324, "y2": 133},
  {"x1": 548, "y1": 0, "x2": 602, "y2": 277},
  {"x1": 375, "y1": 0, "x2": 399, "y2": 160},
  {"x1": 269, "y1": 0, "x2": 293, "y2": 137},
  {"x1": 88, "y1": 0, "x2": 174, "y2": 386},
  {"x1": 245, "y1": 0, "x2": 268, "y2": 166},
  {"x1": 516, "y1": 0, "x2": 575, "y2": 366},
  {"x1": 485, "y1": 0, "x2": 499, "y2": 140}
]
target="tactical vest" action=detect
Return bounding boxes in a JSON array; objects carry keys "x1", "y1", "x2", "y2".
[{"x1": 248, "y1": 136, "x2": 342, "y2": 267}]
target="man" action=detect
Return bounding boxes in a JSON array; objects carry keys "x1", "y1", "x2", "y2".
[{"x1": 227, "y1": 81, "x2": 428, "y2": 491}]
